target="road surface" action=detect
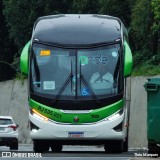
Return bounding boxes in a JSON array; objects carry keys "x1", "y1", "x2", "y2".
[{"x1": 0, "y1": 144, "x2": 158, "y2": 160}]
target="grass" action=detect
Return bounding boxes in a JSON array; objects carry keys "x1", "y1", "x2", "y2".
[{"x1": 132, "y1": 64, "x2": 160, "y2": 76}]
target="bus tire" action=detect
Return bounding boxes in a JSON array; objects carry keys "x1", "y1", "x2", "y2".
[
  {"x1": 33, "y1": 140, "x2": 49, "y2": 153},
  {"x1": 51, "y1": 145, "x2": 63, "y2": 152},
  {"x1": 104, "y1": 140, "x2": 123, "y2": 153},
  {"x1": 123, "y1": 135, "x2": 128, "y2": 152},
  {"x1": 10, "y1": 142, "x2": 18, "y2": 150},
  {"x1": 148, "y1": 142, "x2": 160, "y2": 155}
]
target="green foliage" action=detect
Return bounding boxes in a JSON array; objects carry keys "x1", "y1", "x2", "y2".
[
  {"x1": 0, "y1": 0, "x2": 160, "y2": 79},
  {"x1": 131, "y1": 0, "x2": 152, "y2": 39},
  {"x1": 131, "y1": 0, "x2": 152, "y2": 54},
  {"x1": 132, "y1": 64, "x2": 160, "y2": 76},
  {"x1": 0, "y1": 1, "x2": 16, "y2": 64},
  {"x1": 3, "y1": 0, "x2": 73, "y2": 49},
  {"x1": 131, "y1": 0, "x2": 159, "y2": 56},
  {"x1": 133, "y1": 51, "x2": 160, "y2": 76},
  {"x1": 3, "y1": 0, "x2": 33, "y2": 48},
  {"x1": 0, "y1": 0, "x2": 17, "y2": 81},
  {"x1": 151, "y1": 0, "x2": 160, "y2": 33},
  {"x1": 72, "y1": 0, "x2": 100, "y2": 14},
  {"x1": 99, "y1": 0, "x2": 131, "y2": 26},
  {"x1": 15, "y1": 72, "x2": 27, "y2": 85}
]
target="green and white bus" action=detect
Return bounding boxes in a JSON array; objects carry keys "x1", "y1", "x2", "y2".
[{"x1": 20, "y1": 14, "x2": 132, "y2": 153}]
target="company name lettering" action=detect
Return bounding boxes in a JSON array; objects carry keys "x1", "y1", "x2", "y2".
[{"x1": 88, "y1": 54, "x2": 108, "y2": 65}]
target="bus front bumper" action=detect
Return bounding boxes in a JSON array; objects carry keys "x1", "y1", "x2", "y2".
[{"x1": 29, "y1": 110, "x2": 127, "y2": 141}]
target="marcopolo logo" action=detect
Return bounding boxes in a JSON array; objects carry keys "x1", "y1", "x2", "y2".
[
  {"x1": 74, "y1": 116, "x2": 79, "y2": 122},
  {"x1": 80, "y1": 54, "x2": 108, "y2": 65}
]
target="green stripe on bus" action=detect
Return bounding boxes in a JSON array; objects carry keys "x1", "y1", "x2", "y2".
[{"x1": 29, "y1": 99, "x2": 124, "y2": 124}]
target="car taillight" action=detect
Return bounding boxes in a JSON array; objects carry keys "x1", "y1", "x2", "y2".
[{"x1": 8, "y1": 125, "x2": 17, "y2": 131}]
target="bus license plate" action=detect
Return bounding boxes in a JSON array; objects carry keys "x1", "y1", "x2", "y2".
[{"x1": 68, "y1": 132, "x2": 84, "y2": 138}]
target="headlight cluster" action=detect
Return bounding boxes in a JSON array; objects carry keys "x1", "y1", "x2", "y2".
[
  {"x1": 31, "y1": 108, "x2": 48, "y2": 121},
  {"x1": 106, "y1": 108, "x2": 124, "y2": 121}
]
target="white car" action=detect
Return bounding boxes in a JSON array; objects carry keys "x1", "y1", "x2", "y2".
[{"x1": 0, "y1": 116, "x2": 19, "y2": 150}]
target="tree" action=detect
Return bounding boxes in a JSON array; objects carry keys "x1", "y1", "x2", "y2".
[
  {"x1": 131, "y1": 0, "x2": 159, "y2": 66},
  {"x1": 72, "y1": 0, "x2": 100, "y2": 14},
  {"x1": 99, "y1": 0, "x2": 131, "y2": 27},
  {"x1": 151, "y1": 0, "x2": 160, "y2": 34},
  {"x1": 3, "y1": 0, "x2": 73, "y2": 51},
  {"x1": 2, "y1": 0, "x2": 159, "y2": 74},
  {"x1": 151, "y1": 0, "x2": 160, "y2": 57},
  {"x1": 0, "y1": 1, "x2": 17, "y2": 81}
]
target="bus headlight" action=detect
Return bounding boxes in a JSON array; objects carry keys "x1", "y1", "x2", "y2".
[
  {"x1": 107, "y1": 108, "x2": 123, "y2": 121},
  {"x1": 31, "y1": 109, "x2": 49, "y2": 121},
  {"x1": 32, "y1": 129, "x2": 38, "y2": 132}
]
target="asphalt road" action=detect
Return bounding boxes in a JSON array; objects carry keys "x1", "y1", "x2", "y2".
[{"x1": 0, "y1": 144, "x2": 157, "y2": 160}]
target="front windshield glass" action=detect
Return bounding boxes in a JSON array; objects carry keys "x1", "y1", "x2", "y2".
[
  {"x1": 78, "y1": 44, "x2": 120, "y2": 97},
  {"x1": 30, "y1": 43, "x2": 121, "y2": 100}
]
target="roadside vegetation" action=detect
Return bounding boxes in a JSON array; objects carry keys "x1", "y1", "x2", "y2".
[
  {"x1": 0, "y1": 0, "x2": 159, "y2": 80},
  {"x1": 132, "y1": 54, "x2": 160, "y2": 76}
]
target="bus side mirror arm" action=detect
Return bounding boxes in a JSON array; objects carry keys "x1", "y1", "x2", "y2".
[{"x1": 124, "y1": 41, "x2": 133, "y2": 77}]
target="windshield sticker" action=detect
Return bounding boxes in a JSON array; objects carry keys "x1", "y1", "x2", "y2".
[
  {"x1": 80, "y1": 56, "x2": 88, "y2": 65},
  {"x1": 81, "y1": 88, "x2": 90, "y2": 96},
  {"x1": 33, "y1": 81, "x2": 41, "y2": 85},
  {"x1": 88, "y1": 54, "x2": 108, "y2": 65},
  {"x1": 80, "y1": 55, "x2": 108, "y2": 65},
  {"x1": 40, "y1": 50, "x2": 51, "y2": 56},
  {"x1": 43, "y1": 81, "x2": 55, "y2": 90},
  {"x1": 112, "y1": 52, "x2": 118, "y2": 57}
]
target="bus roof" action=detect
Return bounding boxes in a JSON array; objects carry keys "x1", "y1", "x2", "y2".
[{"x1": 32, "y1": 14, "x2": 124, "y2": 47}]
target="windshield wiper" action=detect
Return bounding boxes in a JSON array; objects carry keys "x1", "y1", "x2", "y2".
[
  {"x1": 51, "y1": 59, "x2": 101, "y2": 106},
  {"x1": 79, "y1": 62, "x2": 101, "y2": 105},
  {"x1": 80, "y1": 74, "x2": 101, "y2": 105},
  {"x1": 51, "y1": 60, "x2": 73, "y2": 106}
]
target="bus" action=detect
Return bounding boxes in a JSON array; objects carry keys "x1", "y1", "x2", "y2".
[{"x1": 20, "y1": 14, "x2": 132, "y2": 153}]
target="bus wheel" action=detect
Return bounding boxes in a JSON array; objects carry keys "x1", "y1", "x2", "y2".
[
  {"x1": 123, "y1": 135, "x2": 128, "y2": 152},
  {"x1": 10, "y1": 142, "x2": 18, "y2": 150},
  {"x1": 148, "y1": 142, "x2": 160, "y2": 155},
  {"x1": 104, "y1": 141, "x2": 123, "y2": 153},
  {"x1": 51, "y1": 145, "x2": 63, "y2": 152},
  {"x1": 33, "y1": 140, "x2": 49, "y2": 153}
]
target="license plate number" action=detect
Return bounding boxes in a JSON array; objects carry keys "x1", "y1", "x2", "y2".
[{"x1": 68, "y1": 132, "x2": 84, "y2": 138}]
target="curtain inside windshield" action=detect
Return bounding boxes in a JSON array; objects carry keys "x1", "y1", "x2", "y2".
[{"x1": 31, "y1": 44, "x2": 120, "y2": 100}]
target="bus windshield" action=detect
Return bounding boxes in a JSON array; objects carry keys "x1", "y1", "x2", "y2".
[{"x1": 30, "y1": 43, "x2": 122, "y2": 101}]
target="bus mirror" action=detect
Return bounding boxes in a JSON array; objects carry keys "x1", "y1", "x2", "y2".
[
  {"x1": 124, "y1": 41, "x2": 133, "y2": 77},
  {"x1": 20, "y1": 41, "x2": 30, "y2": 75}
]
